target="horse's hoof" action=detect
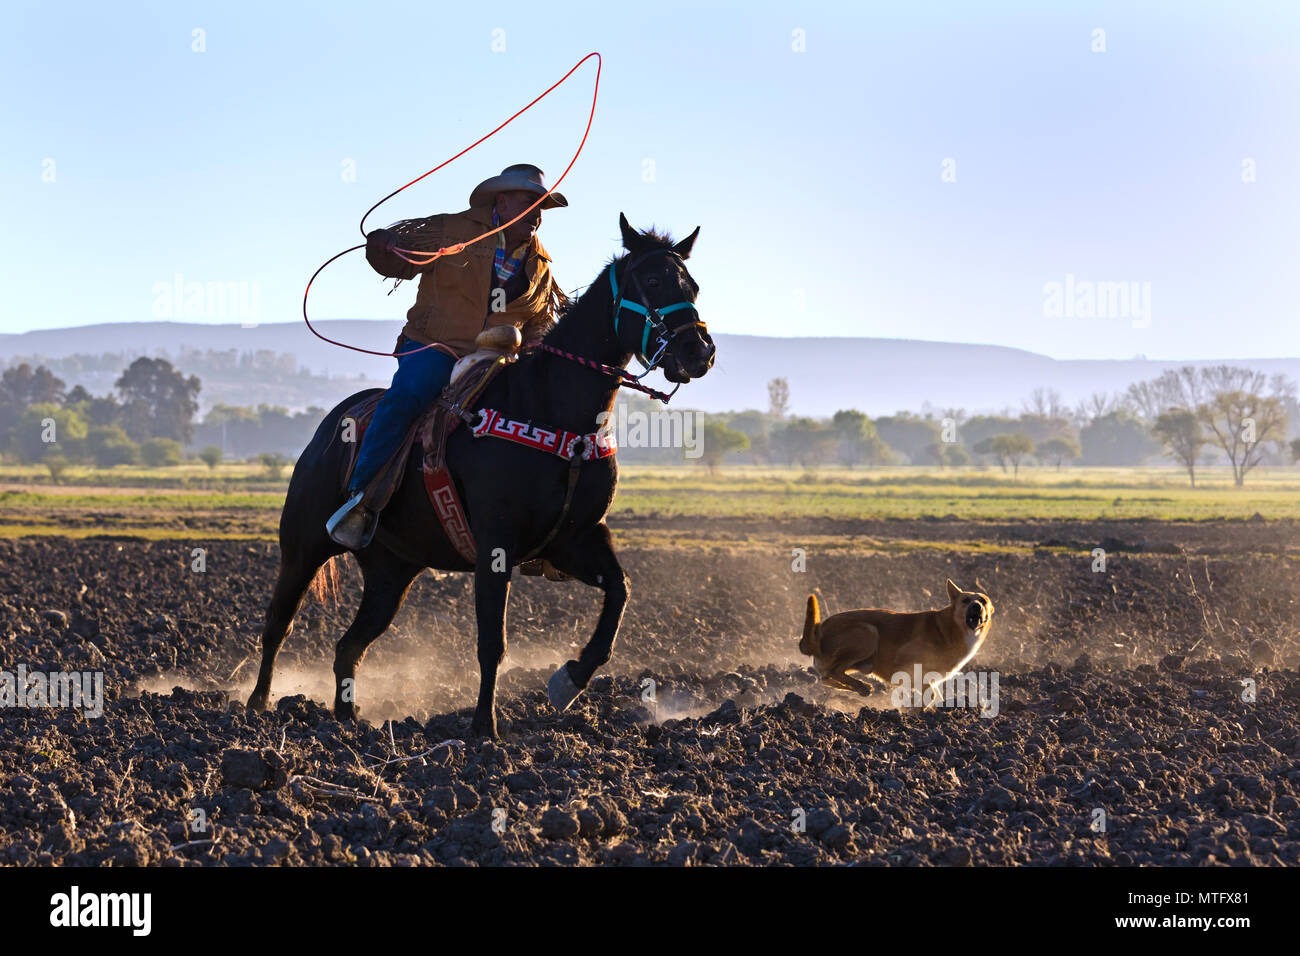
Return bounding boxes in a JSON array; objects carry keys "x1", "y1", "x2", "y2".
[
  {"x1": 547, "y1": 664, "x2": 583, "y2": 712},
  {"x1": 334, "y1": 701, "x2": 359, "y2": 722},
  {"x1": 246, "y1": 691, "x2": 269, "y2": 711}
]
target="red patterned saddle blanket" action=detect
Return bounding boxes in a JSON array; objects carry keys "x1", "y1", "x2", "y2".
[{"x1": 338, "y1": 356, "x2": 616, "y2": 566}]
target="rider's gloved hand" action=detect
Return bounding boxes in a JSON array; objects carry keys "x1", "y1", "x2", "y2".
[
  {"x1": 365, "y1": 229, "x2": 416, "y2": 280},
  {"x1": 366, "y1": 228, "x2": 398, "y2": 253}
]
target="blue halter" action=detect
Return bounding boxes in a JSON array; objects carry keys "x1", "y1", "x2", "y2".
[{"x1": 608, "y1": 249, "x2": 700, "y2": 374}]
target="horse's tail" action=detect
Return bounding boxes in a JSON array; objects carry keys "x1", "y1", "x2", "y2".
[
  {"x1": 799, "y1": 593, "x2": 822, "y2": 656},
  {"x1": 307, "y1": 554, "x2": 345, "y2": 606}
]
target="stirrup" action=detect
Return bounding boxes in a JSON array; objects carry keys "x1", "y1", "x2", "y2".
[{"x1": 327, "y1": 490, "x2": 378, "y2": 549}]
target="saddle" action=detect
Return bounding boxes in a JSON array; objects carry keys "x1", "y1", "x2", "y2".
[{"x1": 338, "y1": 327, "x2": 586, "y2": 579}]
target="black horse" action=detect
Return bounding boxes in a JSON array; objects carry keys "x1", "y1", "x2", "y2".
[{"x1": 246, "y1": 214, "x2": 713, "y2": 737}]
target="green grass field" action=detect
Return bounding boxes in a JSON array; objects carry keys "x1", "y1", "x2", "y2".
[
  {"x1": 0, "y1": 462, "x2": 287, "y2": 490},
  {"x1": 614, "y1": 466, "x2": 1300, "y2": 521},
  {"x1": 1, "y1": 462, "x2": 1298, "y2": 539}
]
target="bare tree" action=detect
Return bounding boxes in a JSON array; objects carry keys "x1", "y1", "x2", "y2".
[
  {"x1": 1072, "y1": 391, "x2": 1118, "y2": 430},
  {"x1": 1125, "y1": 367, "x2": 1204, "y2": 424},
  {"x1": 767, "y1": 377, "x2": 790, "y2": 420},
  {"x1": 1023, "y1": 387, "x2": 1067, "y2": 421},
  {"x1": 1124, "y1": 380, "x2": 1162, "y2": 423},
  {"x1": 1200, "y1": 365, "x2": 1267, "y2": 397}
]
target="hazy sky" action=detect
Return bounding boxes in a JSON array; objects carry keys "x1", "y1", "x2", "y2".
[{"x1": 2, "y1": 0, "x2": 1297, "y2": 360}]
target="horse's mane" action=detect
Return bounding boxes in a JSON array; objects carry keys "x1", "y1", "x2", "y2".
[{"x1": 552, "y1": 227, "x2": 679, "y2": 324}]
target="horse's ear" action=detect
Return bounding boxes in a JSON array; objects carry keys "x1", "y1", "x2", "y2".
[
  {"x1": 672, "y1": 226, "x2": 700, "y2": 260},
  {"x1": 618, "y1": 212, "x2": 642, "y2": 253}
]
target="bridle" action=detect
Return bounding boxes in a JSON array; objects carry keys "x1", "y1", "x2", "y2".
[
  {"x1": 535, "y1": 245, "x2": 708, "y2": 403},
  {"x1": 609, "y1": 247, "x2": 707, "y2": 379}
]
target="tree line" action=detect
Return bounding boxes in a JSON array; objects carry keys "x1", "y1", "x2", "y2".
[
  {"x1": 4, "y1": 357, "x2": 1297, "y2": 487},
  {"x1": 695, "y1": 369, "x2": 1299, "y2": 485},
  {"x1": 1, "y1": 347, "x2": 373, "y2": 420},
  {"x1": 0, "y1": 358, "x2": 319, "y2": 477},
  {"x1": 0, "y1": 358, "x2": 200, "y2": 475}
]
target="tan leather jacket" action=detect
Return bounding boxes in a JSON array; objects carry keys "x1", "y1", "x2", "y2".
[{"x1": 365, "y1": 204, "x2": 561, "y2": 357}]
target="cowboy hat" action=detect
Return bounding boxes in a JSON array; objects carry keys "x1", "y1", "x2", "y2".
[{"x1": 469, "y1": 163, "x2": 568, "y2": 210}]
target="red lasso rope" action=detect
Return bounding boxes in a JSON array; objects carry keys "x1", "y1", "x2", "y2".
[{"x1": 302, "y1": 52, "x2": 602, "y2": 358}]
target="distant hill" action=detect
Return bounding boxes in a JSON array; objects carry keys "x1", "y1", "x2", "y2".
[{"x1": 3, "y1": 320, "x2": 1299, "y2": 417}]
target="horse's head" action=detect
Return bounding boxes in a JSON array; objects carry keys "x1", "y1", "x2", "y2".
[{"x1": 611, "y1": 213, "x2": 714, "y2": 384}]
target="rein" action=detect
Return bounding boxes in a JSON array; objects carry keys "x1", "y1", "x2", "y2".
[{"x1": 530, "y1": 343, "x2": 678, "y2": 403}]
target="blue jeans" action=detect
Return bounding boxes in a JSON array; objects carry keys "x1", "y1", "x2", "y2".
[{"x1": 349, "y1": 335, "x2": 455, "y2": 495}]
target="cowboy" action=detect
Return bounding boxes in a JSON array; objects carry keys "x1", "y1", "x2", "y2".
[{"x1": 326, "y1": 163, "x2": 569, "y2": 549}]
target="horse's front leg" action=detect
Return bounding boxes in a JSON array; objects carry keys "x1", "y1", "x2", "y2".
[
  {"x1": 543, "y1": 523, "x2": 628, "y2": 711},
  {"x1": 471, "y1": 543, "x2": 513, "y2": 738}
]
